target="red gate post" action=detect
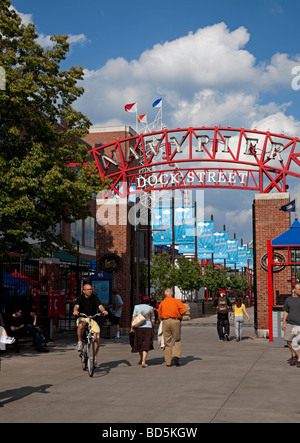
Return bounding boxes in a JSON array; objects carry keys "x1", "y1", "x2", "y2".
[{"x1": 267, "y1": 239, "x2": 274, "y2": 343}]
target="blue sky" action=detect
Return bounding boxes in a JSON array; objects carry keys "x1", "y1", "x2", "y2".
[{"x1": 10, "y1": 0, "x2": 300, "y2": 243}]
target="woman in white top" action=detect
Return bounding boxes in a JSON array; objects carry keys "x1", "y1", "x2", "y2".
[{"x1": 130, "y1": 294, "x2": 155, "y2": 368}]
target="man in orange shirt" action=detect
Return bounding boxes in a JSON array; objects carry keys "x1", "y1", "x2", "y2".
[{"x1": 158, "y1": 288, "x2": 187, "y2": 366}]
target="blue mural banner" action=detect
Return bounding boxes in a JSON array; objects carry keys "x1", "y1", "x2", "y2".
[
  {"x1": 213, "y1": 232, "x2": 228, "y2": 260},
  {"x1": 237, "y1": 245, "x2": 248, "y2": 267},
  {"x1": 152, "y1": 207, "x2": 172, "y2": 245},
  {"x1": 178, "y1": 244, "x2": 195, "y2": 254},
  {"x1": 247, "y1": 249, "x2": 253, "y2": 269},
  {"x1": 174, "y1": 206, "x2": 195, "y2": 244},
  {"x1": 197, "y1": 221, "x2": 214, "y2": 258},
  {"x1": 226, "y1": 239, "x2": 239, "y2": 265}
]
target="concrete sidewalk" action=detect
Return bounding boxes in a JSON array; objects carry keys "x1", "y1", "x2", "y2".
[{"x1": 1, "y1": 306, "x2": 300, "y2": 423}]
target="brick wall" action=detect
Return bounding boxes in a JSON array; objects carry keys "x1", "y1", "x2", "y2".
[
  {"x1": 96, "y1": 198, "x2": 134, "y2": 330},
  {"x1": 254, "y1": 193, "x2": 291, "y2": 336}
]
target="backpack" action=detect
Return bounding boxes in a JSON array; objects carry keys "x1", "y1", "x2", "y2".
[{"x1": 217, "y1": 296, "x2": 229, "y2": 314}]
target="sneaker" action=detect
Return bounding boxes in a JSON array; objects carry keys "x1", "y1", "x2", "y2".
[
  {"x1": 94, "y1": 358, "x2": 98, "y2": 367},
  {"x1": 289, "y1": 355, "x2": 297, "y2": 366},
  {"x1": 113, "y1": 336, "x2": 120, "y2": 340},
  {"x1": 76, "y1": 341, "x2": 83, "y2": 351}
]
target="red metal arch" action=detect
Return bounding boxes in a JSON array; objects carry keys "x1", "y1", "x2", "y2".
[{"x1": 89, "y1": 126, "x2": 300, "y2": 198}]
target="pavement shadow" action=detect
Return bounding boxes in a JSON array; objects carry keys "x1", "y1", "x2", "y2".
[
  {"x1": 146, "y1": 355, "x2": 202, "y2": 367},
  {"x1": 0, "y1": 384, "x2": 52, "y2": 407},
  {"x1": 94, "y1": 359, "x2": 132, "y2": 377}
]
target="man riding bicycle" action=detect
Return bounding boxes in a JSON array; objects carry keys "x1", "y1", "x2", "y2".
[{"x1": 73, "y1": 283, "x2": 108, "y2": 365}]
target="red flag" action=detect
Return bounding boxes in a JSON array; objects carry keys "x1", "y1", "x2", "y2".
[
  {"x1": 138, "y1": 114, "x2": 147, "y2": 123},
  {"x1": 124, "y1": 103, "x2": 137, "y2": 112}
]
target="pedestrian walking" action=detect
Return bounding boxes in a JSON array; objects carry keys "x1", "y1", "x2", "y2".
[
  {"x1": 282, "y1": 283, "x2": 300, "y2": 367},
  {"x1": 130, "y1": 294, "x2": 155, "y2": 368},
  {"x1": 107, "y1": 288, "x2": 124, "y2": 339},
  {"x1": 213, "y1": 290, "x2": 232, "y2": 341},
  {"x1": 232, "y1": 296, "x2": 250, "y2": 341},
  {"x1": 158, "y1": 288, "x2": 187, "y2": 367}
]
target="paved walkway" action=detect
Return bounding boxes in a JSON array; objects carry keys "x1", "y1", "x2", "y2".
[{"x1": 1, "y1": 307, "x2": 300, "y2": 423}]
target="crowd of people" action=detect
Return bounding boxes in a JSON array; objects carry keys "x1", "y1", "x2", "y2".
[
  {"x1": 2, "y1": 282, "x2": 300, "y2": 372},
  {"x1": 71, "y1": 283, "x2": 255, "y2": 369}
]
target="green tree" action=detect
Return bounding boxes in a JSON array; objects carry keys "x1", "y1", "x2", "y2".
[
  {"x1": 228, "y1": 273, "x2": 250, "y2": 294},
  {"x1": 0, "y1": 1, "x2": 109, "y2": 258},
  {"x1": 150, "y1": 252, "x2": 176, "y2": 298},
  {"x1": 203, "y1": 265, "x2": 228, "y2": 295},
  {"x1": 175, "y1": 255, "x2": 203, "y2": 301}
]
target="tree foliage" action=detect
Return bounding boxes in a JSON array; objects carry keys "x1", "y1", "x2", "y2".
[
  {"x1": 228, "y1": 273, "x2": 250, "y2": 294},
  {"x1": 150, "y1": 253, "x2": 203, "y2": 300},
  {"x1": 150, "y1": 252, "x2": 177, "y2": 298},
  {"x1": 175, "y1": 255, "x2": 203, "y2": 299},
  {"x1": 0, "y1": 1, "x2": 109, "y2": 258},
  {"x1": 202, "y1": 265, "x2": 228, "y2": 294}
]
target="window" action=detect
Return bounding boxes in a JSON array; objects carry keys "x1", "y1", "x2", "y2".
[
  {"x1": 85, "y1": 216, "x2": 96, "y2": 248},
  {"x1": 71, "y1": 220, "x2": 83, "y2": 245}
]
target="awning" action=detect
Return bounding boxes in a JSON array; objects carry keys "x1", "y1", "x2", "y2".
[{"x1": 272, "y1": 220, "x2": 300, "y2": 247}]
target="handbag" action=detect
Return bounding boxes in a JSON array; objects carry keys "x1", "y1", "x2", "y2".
[{"x1": 132, "y1": 306, "x2": 146, "y2": 328}]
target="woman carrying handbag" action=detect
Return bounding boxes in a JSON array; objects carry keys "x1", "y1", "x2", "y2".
[{"x1": 130, "y1": 294, "x2": 155, "y2": 368}]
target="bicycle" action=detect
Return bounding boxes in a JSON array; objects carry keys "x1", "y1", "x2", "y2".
[{"x1": 78, "y1": 313, "x2": 102, "y2": 377}]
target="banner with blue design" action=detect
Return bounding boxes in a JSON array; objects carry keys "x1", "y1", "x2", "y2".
[
  {"x1": 213, "y1": 232, "x2": 228, "y2": 260},
  {"x1": 178, "y1": 244, "x2": 195, "y2": 254},
  {"x1": 237, "y1": 245, "x2": 248, "y2": 267},
  {"x1": 247, "y1": 249, "x2": 253, "y2": 269},
  {"x1": 174, "y1": 206, "x2": 195, "y2": 244},
  {"x1": 152, "y1": 207, "x2": 172, "y2": 245},
  {"x1": 226, "y1": 239, "x2": 239, "y2": 266},
  {"x1": 197, "y1": 221, "x2": 214, "y2": 259}
]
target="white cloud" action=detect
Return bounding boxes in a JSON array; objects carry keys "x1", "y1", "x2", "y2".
[
  {"x1": 251, "y1": 111, "x2": 300, "y2": 138},
  {"x1": 10, "y1": 6, "x2": 33, "y2": 26},
  {"x1": 75, "y1": 22, "x2": 300, "y2": 132},
  {"x1": 36, "y1": 33, "x2": 88, "y2": 49},
  {"x1": 11, "y1": 6, "x2": 88, "y2": 50}
]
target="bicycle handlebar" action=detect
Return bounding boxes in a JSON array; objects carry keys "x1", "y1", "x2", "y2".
[{"x1": 78, "y1": 312, "x2": 103, "y2": 318}]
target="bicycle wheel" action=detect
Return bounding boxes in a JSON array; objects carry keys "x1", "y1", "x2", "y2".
[
  {"x1": 81, "y1": 346, "x2": 87, "y2": 371},
  {"x1": 87, "y1": 339, "x2": 95, "y2": 377}
]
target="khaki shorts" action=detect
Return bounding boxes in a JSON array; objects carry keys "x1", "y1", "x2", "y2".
[
  {"x1": 76, "y1": 317, "x2": 100, "y2": 334},
  {"x1": 284, "y1": 323, "x2": 295, "y2": 342}
]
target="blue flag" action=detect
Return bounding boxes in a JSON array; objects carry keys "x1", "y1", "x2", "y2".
[
  {"x1": 280, "y1": 199, "x2": 295, "y2": 212},
  {"x1": 152, "y1": 98, "x2": 162, "y2": 108}
]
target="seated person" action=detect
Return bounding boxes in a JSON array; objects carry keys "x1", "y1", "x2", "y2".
[
  {"x1": 0, "y1": 313, "x2": 15, "y2": 347},
  {"x1": 8, "y1": 308, "x2": 48, "y2": 352}
]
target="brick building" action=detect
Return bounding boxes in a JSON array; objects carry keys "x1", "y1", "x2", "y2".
[
  {"x1": 253, "y1": 193, "x2": 291, "y2": 337},
  {"x1": 83, "y1": 126, "x2": 150, "y2": 331}
]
